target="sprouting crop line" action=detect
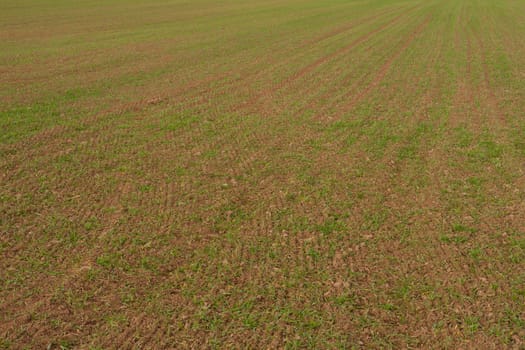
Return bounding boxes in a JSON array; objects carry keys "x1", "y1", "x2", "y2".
[
  {"x1": 251, "y1": 6, "x2": 419, "y2": 104},
  {"x1": 297, "y1": 6, "x2": 400, "y2": 49},
  {"x1": 174, "y1": 6, "x2": 406, "y2": 109},
  {"x1": 327, "y1": 13, "x2": 432, "y2": 120},
  {"x1": 221, "y1": 6, "x2": 409, "y2": 115},
  {"x1": 292, "y1": 9, "x2": 425, "y2": 120},
  {"x1": 448, "y1": 3, "x2": 474, "y2": 129},
  {"x1": 232, "y1": 4, "x2": 422, "y2": 113},
  {"x1": 474, "y1": 30, "x2": 506, "y2": 124},
  {"x1": 227, "y1": 7, "x2": 405, "y2": 100}
]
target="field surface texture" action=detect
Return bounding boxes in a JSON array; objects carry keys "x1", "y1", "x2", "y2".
[{"x1": 1, "y1": 0, "x2": 525, "y2": 348}]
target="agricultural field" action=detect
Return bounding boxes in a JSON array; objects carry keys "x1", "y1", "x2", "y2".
[{"x1": 1, "y1": 0, "x2": 525, "y2": 348}]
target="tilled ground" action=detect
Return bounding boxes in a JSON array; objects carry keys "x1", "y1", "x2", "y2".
[{"x1": 1, "y1": 0, "x2": 525, "y2": 348}]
